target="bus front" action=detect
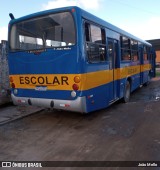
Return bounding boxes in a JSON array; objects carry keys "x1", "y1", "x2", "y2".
[{"x1": 8, "y1": 7, "x2": 86, "y2": 113}]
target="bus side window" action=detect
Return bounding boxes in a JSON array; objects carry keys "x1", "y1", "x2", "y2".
[
  {"x1": 84, "y1": 22, "x2": 106, "y2": 63},
  {"x1": 121, "y1": 36, "x2": 131, "y2": 61},
  {"x1": 131, "y1": 40, "x2": 138, "y2": 61},
  {"x1": 143, "y1": 46, "x2": 148, "y2": 61},
  {"x1": 85, "y1": 23, "x2": 90, "y2": 42}
]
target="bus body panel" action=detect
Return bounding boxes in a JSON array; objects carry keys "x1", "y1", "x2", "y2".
[
  {"x1": 8, "y1": 47, "x2": 81, "y2": 74},
  {"x1": 8, "y1": 6, "x2": 156, "y2": 113}
]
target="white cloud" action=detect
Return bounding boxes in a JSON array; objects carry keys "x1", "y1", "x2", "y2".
[
  {"x1": 0, "y1": 27, "x2": 8, "y2": 42},
  {"x1": 143, "y1": 17, "x2": 160, "y2": 40},
  {"x1": 120, "y1": 17, "x2": 160, "y2": 40},
  {"x1": 42, "y1": 0, "x2": 102, "y2": 10}
]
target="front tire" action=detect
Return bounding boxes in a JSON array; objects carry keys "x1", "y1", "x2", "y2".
[{"x1": 123, "y1": 81, "x2": 131, "y2": 103}]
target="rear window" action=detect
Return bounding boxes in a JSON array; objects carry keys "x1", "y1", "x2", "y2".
[{"x1": 9, "y1": 12, "x2": 76, "y2": 52}]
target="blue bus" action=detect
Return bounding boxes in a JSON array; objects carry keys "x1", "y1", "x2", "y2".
[{"x1": 8, "y1": 6, "x2": 156, "y2": 113}]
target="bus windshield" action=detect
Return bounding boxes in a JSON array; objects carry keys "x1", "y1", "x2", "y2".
[{"x1": 9, "y1": 12, "x2": 76, "y2": 52}]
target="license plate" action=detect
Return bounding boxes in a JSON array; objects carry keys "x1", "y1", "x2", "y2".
[{"x1": 35, "y1": 86, "x2": 47, "y2": 91}]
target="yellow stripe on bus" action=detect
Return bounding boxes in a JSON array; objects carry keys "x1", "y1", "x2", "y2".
[
  {"x1": 10, "y1": 64, "x2": 151, "y2": 91},
  {"x1": 141, "y1": 64, "x2": 151, "y2": 72}
]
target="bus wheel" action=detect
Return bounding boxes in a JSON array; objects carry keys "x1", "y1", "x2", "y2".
[{"x1": 123, "y1": 81, "x2": 131, "y2": 103}]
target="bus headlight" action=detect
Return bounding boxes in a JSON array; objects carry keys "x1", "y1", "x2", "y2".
[{"x1": 71, "y1": 91, "x2": 76, "y2": 98}]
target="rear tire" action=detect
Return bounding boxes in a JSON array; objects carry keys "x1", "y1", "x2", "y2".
[{"x1": 123, "y1": 81, "x2": 131, "y2": 103}]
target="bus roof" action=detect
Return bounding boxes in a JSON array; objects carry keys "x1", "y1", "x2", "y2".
[{"x1": 9, "y1": 6, "x2": 151, "y2": 47}]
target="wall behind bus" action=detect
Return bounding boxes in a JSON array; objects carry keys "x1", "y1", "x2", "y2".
[
  {"x1": 0, "y1": 40, "x2": 10, "y2": 104},
  {"x1": 147, "y1": 39, "x2": 160, "y2": 66},
  {"x1": 156, "y1": 51, "x2": 160, "y2": 63}
]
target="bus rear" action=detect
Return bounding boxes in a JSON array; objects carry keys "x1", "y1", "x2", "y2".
[{"x1": 8, "y1": 7, "x2": 87, "y2": 113}]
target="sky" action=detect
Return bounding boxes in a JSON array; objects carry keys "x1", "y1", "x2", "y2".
[{"x1": 0, "y1": 0, "x2": 160, "y2": 42}]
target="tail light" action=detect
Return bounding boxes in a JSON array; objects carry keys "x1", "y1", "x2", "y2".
[
  {"x1": 10, "y1": 77, "x2": 14, "y2": 82},
  {"x1": 72, "y1": 84, "x2": 79, "y2": 91},
  {"x1": 72, "y1": 76, "x2": 81, "y2": 91},
  {"x1": 74, "y1": 76, "x2": 81, "y2": 83},
  {"x1": 10, "y1": 77, "x2": 15, "y2": 88},
  {"x1": 11, "y1": 83, "x2": 15, "y2": 88}
]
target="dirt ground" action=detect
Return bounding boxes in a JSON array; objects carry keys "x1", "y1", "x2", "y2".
[{"x1": 0, "y1": 76, "x2": 160, "y2": 170}]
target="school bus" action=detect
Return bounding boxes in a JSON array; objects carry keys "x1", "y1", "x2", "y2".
[{"x1": 8, "y1": 6, "x2": 156, "y2": 113}]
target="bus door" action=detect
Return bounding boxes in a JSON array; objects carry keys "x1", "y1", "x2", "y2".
[
  {"x1": 108, "y1": 39, "x2": 118, "y2": 102},
  {"x1": 150, "y1": 49, "x2": 156, "y2": 77}
]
